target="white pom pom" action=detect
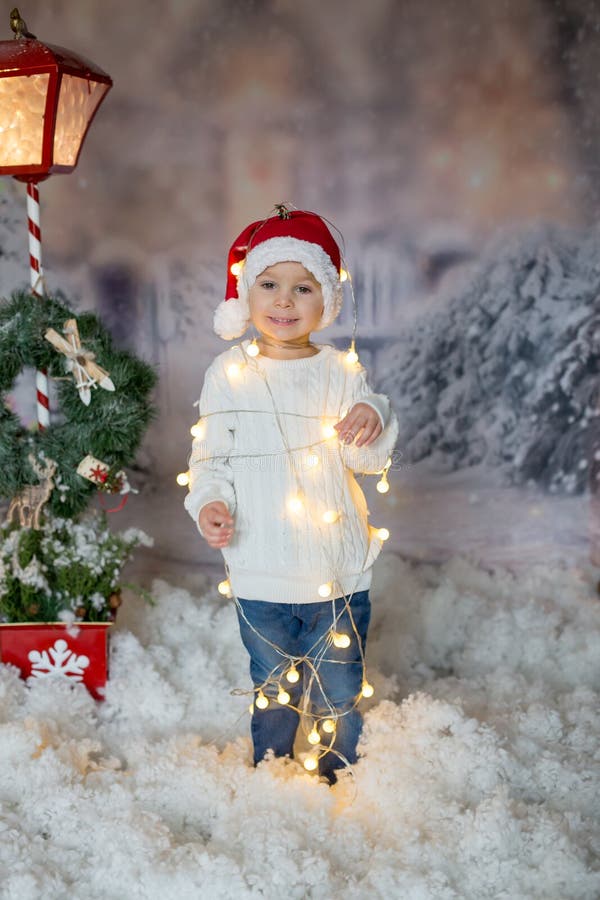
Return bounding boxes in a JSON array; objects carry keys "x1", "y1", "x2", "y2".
[{"x1": 213, "y1": 297, "x2": 250, "y2": 340}]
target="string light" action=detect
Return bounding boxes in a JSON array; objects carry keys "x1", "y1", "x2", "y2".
[
  {"x1": 376, "y1": 457, "x2": 392, "y2": 494},
  {"x1": 230, "y1": 261, "x2": 242, "y2": 276},
  {"x1": 285, "y1": 665, "x2": 300, "y2": 683},
  {"x1": 308, "y1": 726, "x2": 321, "y2": 745},
  {"x1": 340, "y1": 268, "x2": 348, "y2": 283},
  {"x1": 190, "y1": 420, "x2": 205, "y2": 439},
  {"x1": 376, "y1": 474, "x2": 390, "y2": 494},
  {"x1": 332, "y1": 631, "x2": 351, "y2": 649},
  {"x1": 288, "y1": 494, "x2": 304, "y2": 514},
  {"x1": 345, "y1": 339, "x2": 359, "y2": 365},
  {"x1": 256, "y1": 691, "x2": 269, "y2": 710},
  {"x1": 187, "y1": 321, "x2": 396, "y2": 775}
]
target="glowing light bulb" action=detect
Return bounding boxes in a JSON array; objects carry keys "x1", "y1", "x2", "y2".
[
  {"x1": 322, "y1": 509, "x2": 340, "y2": 524},
  {"x1": 255, "y1": 692, "x2": 269, "y2": 710},
  {"x1": 340, "y1": 268, "x2": 349, "y2": 282},
  {"x1": 218, "y1": 579, "x2": 231, "y2": 597},
  {"x1": 333, "y1": 632, "x2": 351, "y2": 649},
  {"x1": 308, "y1": 727, "x2": 320, "y2": 745},
  {"x1": 288, "y1": 494, "x2": 304, "y2": 514},
  {"x1": 285, "y1": 666, "x2": 300, "y2": 683},
  {"x1": 176, "y1": 472, "x2": 190, "y2": 487},
  {"x1": 304, "y1": 754, "x2": 319, "y2": 771},
  {"x1": 230, "y1": 261, "x2": 242, "y2": 276},
  {"x1": 361, "y1": 681, "x2": 374, "y2": 698},
  {"x1": 249, "y1": 702, "x2": 254, "y2": 714},
  {"x1": 190, "y1": 420, "x2": 205, "y2": 439},
  {"x1": 227, "y1": 363, "x2": 242, "y2": 378},
  {"x1": 247, "y1": 339, "x2": 259, "y2": 357},
  {"x1": 345, "y1": 340, "x2": 359, "y2": 364},
  {"x1": 376, "y1": 527, "x2": 390, "y2": 541},
  {"x1": 322, "y1": 719, "x2": 336, "y2": 734},
  {"x1": 322, "y1": 422, "x2": 337, "y2": 440},
  {"x1": 376, "y1": 476, "x2": 390, "y2": 494},
  {"x1": 277, "y1": 689, "x2": 291, "y2": 705},
  {"x1": 318, "y1": 582, "x2": 333, "y2": 598}
]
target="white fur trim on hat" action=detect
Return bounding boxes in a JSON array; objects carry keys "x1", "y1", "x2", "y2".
[{"x1": 213, "y1": 236, "x2": 343, "y2": 340}]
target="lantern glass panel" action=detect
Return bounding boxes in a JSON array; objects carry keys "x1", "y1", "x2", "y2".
[
  {"x1": 0, "y1": 74, "x2": 49, "y2": 166},
  {"x1": 53, "y1": 75, "x2": 109, "y2": 166}
]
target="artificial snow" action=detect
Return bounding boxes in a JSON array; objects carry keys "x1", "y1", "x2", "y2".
[{"x1": 0, "y1": 552, "x2": 599, "y2": 899}]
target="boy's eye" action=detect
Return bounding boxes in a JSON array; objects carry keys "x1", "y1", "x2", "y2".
[
  {"x1": 259, "y1": 281, "x2": 276, "y2": 289},
  {"x1": 296, "y1": 285, "x2": 312, "y2": 294}
]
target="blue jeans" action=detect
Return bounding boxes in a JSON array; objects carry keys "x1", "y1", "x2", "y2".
[{"x1": 235, "y1": 590, "x2": 371, "y2": 782}]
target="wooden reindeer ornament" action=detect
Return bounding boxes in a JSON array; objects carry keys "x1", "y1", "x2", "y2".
[{"x1": 6, "y1": 454, "x2": 57, "y2": 530}]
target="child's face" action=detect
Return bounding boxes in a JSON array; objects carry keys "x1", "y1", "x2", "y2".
[{"x1": 248, "y1": 261, "x2": 324, "y2": 345}]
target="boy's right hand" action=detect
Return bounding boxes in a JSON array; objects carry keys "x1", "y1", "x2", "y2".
[{"x1": 198, "y1": 501, "x2": 235, "y2": 548}]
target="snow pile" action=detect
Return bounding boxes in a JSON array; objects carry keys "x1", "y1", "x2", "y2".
[
  {"x1": 0, "y1": 554, "x2": 599, "y2": 899},
  {"x1": 379, "y1": 222, "x2": 600, "y2": 493}
]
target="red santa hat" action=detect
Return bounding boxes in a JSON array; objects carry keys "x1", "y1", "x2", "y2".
[{"x1": 213, "y1": 206, "x2": 344, "y2": 340}]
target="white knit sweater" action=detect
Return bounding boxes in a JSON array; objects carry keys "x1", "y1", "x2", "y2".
[{"x1": 184, "y1": 339, "x2": 399, "y2": 604}]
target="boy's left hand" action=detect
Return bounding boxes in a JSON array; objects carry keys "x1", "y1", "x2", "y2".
[{"x1": 334, "y1": 402, "x2": 382, "y2": 447}]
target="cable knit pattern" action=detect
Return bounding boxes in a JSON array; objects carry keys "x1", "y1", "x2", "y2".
[{"x1": 184, "y1": 340, "x2": 399, "y2": 603}]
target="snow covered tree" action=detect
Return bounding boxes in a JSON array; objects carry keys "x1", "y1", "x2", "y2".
[{"x1": 379, "y1": 222, "x2": 599, "y2": 493}]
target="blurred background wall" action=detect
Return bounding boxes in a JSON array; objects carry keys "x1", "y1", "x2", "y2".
[{"x1": 0, "y1": 0, "x2": 598, "y2": 573}]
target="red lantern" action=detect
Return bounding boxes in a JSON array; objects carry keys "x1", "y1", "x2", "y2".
[
  {"x1": 0, "y1": 23, "x2": 112, "y2": 182},
  {"x1": 0, "y1": 10, "x2": 113, "y2": 428}
]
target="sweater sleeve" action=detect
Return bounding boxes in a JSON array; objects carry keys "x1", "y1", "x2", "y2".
[
  {"x1": 339, "y1": 364, "x2": 399, "y2": 475},
  {"x1": 184, "y1": 360, "x2": 237, "y2": 532}
]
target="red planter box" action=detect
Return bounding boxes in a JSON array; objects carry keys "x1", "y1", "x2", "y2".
[{"x1": 0, "y1": 622, "x2": 113, "y2": 700}]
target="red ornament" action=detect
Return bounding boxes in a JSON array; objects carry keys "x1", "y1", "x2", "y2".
[{"x1": 109, "y1": 473, "x2": 125, "y2": 493}]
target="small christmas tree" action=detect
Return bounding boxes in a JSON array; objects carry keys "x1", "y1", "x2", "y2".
[{"x1": 0, "y1": 289, "x2": 157, "y2": 623}]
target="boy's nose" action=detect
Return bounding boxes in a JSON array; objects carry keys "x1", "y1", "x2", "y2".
[{"x1": 275, "y1": 291, "x2": 294, "y2": 307}]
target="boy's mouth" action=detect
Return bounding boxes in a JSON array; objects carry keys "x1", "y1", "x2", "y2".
[{"x1": 268, "y1": 317, "x2": 299, "y2": 325}]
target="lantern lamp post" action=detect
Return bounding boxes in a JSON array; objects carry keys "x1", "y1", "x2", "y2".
[{"x1": 0, "y1": 8, "x2": 112, "y2": 427}]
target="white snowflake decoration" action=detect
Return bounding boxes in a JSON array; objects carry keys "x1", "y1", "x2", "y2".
[{"x1": 28, "y1": 639, "x2": 90, "y2": 682}]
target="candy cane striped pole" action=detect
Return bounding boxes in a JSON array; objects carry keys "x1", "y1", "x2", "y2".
[{"x1": 26, "y1": 181, "x2": 50, "y2": 429}]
